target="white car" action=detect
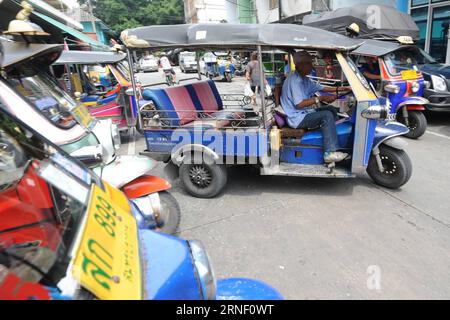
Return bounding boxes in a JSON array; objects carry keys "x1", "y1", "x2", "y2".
[{"x1": 139, "y1": 56, "x2": 159, "y2": 72}]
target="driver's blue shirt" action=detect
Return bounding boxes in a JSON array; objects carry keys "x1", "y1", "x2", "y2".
[{"x1": 281, "y1": 71, "x2": 324, "y2": 128}]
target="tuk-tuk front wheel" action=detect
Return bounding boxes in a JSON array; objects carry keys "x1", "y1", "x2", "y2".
[
  {"x1": 179, "y1": 160, "x2": 227, "y2": 198},
  {"x1": 156, "y1": 191, "x2": 181, "y2": 234},
  {"x1": 396, "y1": 110, "x2": 427, "y2": 139},
  {"x1": 367, "y1": 145, "x2": 412, "y2": 189}
]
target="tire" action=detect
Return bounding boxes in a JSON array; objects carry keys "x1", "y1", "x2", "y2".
[
  {"x1": 179, "y1": 156, "x2": 227, "y2": 198},
  {"x1": 396, "y1": 110, "x2": 427, "y2": 139},
  {"x1": 156, "y1": 191, "x2": 181, "y2": 235},
  {"x1": 367, "y1": 145, "x2": 412, "y2": 189}
]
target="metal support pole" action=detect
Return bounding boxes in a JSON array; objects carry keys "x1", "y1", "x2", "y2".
[
  {"x1": 278, "y1": 0, "x2": 282, "y2": 21},
  {"x1": 196, "y1": 50, "x2": 202, "y2": 81},
  {"x1": 446, "y1": 27, "x2": 450, "y2": 65},
  {"x1": 126, "y1": 48, "x2": 142, "y2": 133},
  {"x1": 257, "y1": 45, "x2": 267, "y2": 128}
]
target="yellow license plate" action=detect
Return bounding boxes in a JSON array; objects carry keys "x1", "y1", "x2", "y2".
[
  {"x1": 71, "y1": 184, "x2": 142, "y2": 300},
  {"x1": 72, "y1": 104, "x2": 94, "y2": 128},
  {"x1": 401, "y1": 69, "x2": 418, "y2": 80}
]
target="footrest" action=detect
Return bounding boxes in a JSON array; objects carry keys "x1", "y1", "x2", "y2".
[{"x1": 261, "y1": 163, "x2": 354, "y2": 178}]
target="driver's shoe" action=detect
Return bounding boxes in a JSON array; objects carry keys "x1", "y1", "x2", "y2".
[{"x1": 324, "y1": 151, "x2": 348, "y2": 163}]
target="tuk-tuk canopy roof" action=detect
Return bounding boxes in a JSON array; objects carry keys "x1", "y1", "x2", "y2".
[
  {"x1": 0, "y1": 40, "x2": 63, "y2": 69},
  {"x1": 351, "y1": 39, "x2": 418, "y2": 57},
  {"x1": 121, "y1": 23, "x2": 364, "y2": 51},
  {"x1": 54, "y1": 50, "x2": 127, "y2": 65},
  {"x1": 303, "y1": 4, "x2": 419, "y2": 40}
]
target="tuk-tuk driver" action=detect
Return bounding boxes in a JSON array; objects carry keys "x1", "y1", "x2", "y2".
[{"x1": 281, "y1": 51, "x2": 351, "y2": 163}]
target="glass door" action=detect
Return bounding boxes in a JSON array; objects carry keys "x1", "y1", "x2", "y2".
[{"x1": 430, "y1": 5, "x2": 450, "y2": 62}]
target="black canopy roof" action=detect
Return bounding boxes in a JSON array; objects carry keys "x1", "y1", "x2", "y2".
[
  {"x1": 302, "y1": 4, "x2": 419, "y2": 40},
  {"x1": 54, "y1": 50, "x2": 127, "y2": 65},
  {"x1": 121, "y1": 23, "x2": 364, "y2": 51},
  {"x1": 351, "y1": 39, "x2": 418, "y2": 57},
  {"x1": 0, "y1": 40, "x2": 62, "y2": 69}
]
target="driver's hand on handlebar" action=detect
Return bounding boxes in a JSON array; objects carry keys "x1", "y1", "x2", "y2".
[
  {"x1": 339, "y1": 86, "x2": 352, "y2": 91},
  {"x1": 319, "y1": 95, "x2": 337, "y2": 104}
]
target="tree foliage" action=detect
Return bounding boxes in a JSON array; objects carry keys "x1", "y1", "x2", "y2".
[{"x1": 78, "y1": 0, "x2": 184, "y2": 33}]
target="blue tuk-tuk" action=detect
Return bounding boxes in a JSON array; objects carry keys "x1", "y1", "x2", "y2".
[
  {"x1": 122, "y1": 23, "x2": 413, "y2": 198},
  {"x1": 350, "y1": 39, "x2": 428, "y2": 139}
]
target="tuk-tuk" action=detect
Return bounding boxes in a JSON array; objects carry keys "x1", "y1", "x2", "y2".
[
  {"x1": 350, "y1": 39, "x2": 428, "y2": 139},
  {"x1": 0, "y1": 106, "x2": 283, "y2": 300},
  {"x1": 53, "y1": 50, "x2": 141, "y2": 134},
  {"x1": 122, "y1": 23, "x2": 413, "y2": 198},
  {"x1": 302, "y1": 4, "x2": 428, "y2": 139},
  {"x1": 0, "y1": 40, "x2": 180, "y2": 234}
]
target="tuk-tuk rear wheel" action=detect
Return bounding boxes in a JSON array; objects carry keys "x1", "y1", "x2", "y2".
[
  {"x1": 367, "y1": 145, "x2": 412, "y2": 189},
  {"x1": 179, "y1": 160, "x2": 227, "y2": 198}
]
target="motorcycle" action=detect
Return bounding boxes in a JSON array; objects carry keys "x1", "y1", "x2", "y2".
[{"x1": 164, "y1": 70, "x2": 176, "y2": 86}]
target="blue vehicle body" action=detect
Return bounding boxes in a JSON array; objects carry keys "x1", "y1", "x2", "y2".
[
  {"x1": 386, "y1": 78, "x2": 426, "y2": 115},
  {"x1": 142, "y1": 98, "x2": 392, "y2": 169},
  {"x1": 138, "y1": 230, "x2": 283, "y2": 300}
]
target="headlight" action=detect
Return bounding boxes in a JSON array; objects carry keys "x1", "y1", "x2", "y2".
[
  {"x1": 431, "y1": 75, "x2": 447, "y2": 92},
  {"x1": 111, "y1": 123, "x2": 121, "y2": 150},
  {"x1": 188, "y1": 240, "x2": 216, "y2": 300},
  {"x1": 411, "y1": 81, "x2": 420, "y2": 93},
  {"x1": 384, "y1": 84, "x2": 400, "y2": 94},
  {"x1": 361, "y1": 104, "x2": 389, "y2": 119}
]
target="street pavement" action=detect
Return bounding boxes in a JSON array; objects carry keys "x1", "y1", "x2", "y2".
[{"x1": 122, "y1": 68, "x2": 450, "y2": 299}]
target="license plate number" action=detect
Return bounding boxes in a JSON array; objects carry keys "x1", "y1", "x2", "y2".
[{"x1": 71, "y1": 184, "x2": 141, "y2": 300}]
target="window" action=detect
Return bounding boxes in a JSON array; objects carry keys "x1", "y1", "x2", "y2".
[
  {"x1": 412, "y1": 0, "x2": 429, "y2": 6},
  {"x1": 411, "y1": 6, "x2": 429, "y2": 49},
  {"x1": 430, "y1": 5, "x2": 450, "y2": 63},
  {"x1": 269, "y1": 0, "x2": 278, "y2": 10}
]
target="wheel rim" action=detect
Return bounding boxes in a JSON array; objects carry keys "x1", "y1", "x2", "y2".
[
  {"x1": 380, "y1": 155, "x2": 398, "y2": 176},
  {"x1": 189, "y1": 165, "x2": 212, "y2": 188}
]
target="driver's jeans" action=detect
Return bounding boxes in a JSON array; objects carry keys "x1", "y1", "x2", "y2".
[{"x1": 297, "y1": 106, "x2": 339, "y2": 153}]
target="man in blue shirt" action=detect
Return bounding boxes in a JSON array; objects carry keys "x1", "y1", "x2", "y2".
[
  {"x1": 281, "y1": 51, "x2": 351, "y2": 163},
  {"x1": 359, "y1": 56, "x2": 381, "y2": 89}
]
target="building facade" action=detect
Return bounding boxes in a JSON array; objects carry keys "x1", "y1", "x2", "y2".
[
  {"x1": 410, "y1": 0, "x2": 450, "y2": 63},
  {"x1": 233, "y1": 0, "x2": 447, "y2": 62},
  {"x1": 226, "y1": 1, "x2": 410, "y2": 24},
  {"x1": 64, "y1": 8, "x2": 113, "y2": 45},
  {"x1": 184, "y1": 0, "x2": 228, "y2": 23}
]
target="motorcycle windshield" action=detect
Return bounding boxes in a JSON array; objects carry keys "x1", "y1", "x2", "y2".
[
  {"x1": 0, "y1": 108, "x2": 98, "y2": 291},
  {"x1": 5, "y1": 71, "x2": 95, "y2": 130},
  {"x1": 384, "y1": 48, "x2": 420, "y2": 77}
]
